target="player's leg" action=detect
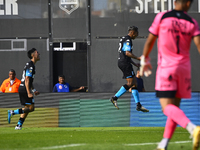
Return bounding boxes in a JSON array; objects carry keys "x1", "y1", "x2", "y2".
[
  {"x1": 115, "y1": 78, "x2": 133, "y2": 99},
  {"x1": 161, "y1": 99, "x2": 200, "y2": 150},
  {"x1": 163, "y1": 98, "x2": 180, "y2": 137},
  {"x1": 8, "y1": 108, "x2": 26, "y2": 124},
  {"x1": 7, "y1": 92, "x2": 26, "y2": 124},
  {"x1": 15, "y1": 104, "x2": 35, "y2": 130},
  {"x1": 155, "y1": 67, "x2": 180, "y2": 149},
  {"x1": 156, "y1": 118, "x2": 177, "y2": 150},
  {"x1": 15, "y1": 104, "x2": 34, "y2": 130},
  {"x1": 131, "y1": 76, "x2": 149, "y2": 112},
  {"x1": 14, "y1": 92, "x2": 35, "y2": 130},
  {"x1": 15, "y1": 112, "x2": 28, "y2": 130},
  {"x1": 157, "y1": 98, "x2": 199, "y2": 150},
  {"x1": 157, "y1": 98, "x2": 180, "y2": 149},
  {"x1": 15, "y1": 110, "x2": 29, "y2": 130},
  {"x1": 8, "y1": 105, "x2": 34, "y2": 116},
  {"x1": 110, "y1": 64, "x2": 134, "y2": 109},
  {"x1": 110, "y1": 78, "x2": 133, "y2": 109}
]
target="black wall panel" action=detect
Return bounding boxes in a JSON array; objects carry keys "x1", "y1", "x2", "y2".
[
  {"x1": 0, "y1": 39, "x2": 49, "y2": 92},
  {"x1": 0, "y1": 19, "x2": 48, "y2": 38},
  {"x1": 0, "y1": 0, "x2": 199, "y2": 93},
  {"x1": 52, "y1": 18, "x2": 87, "y2": 40},
  {"x1": 51, "y1": 0, "x2": 87, "y2": 40}
]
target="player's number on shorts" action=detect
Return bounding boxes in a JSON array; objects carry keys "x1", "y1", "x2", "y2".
[
  {"x1": 21, "y1": 70, "x2": 25, "y2": 82},
  {"x1": 118, "y1": 43, "x2": 122, "y2": 59},
  {"x1": 118, "y1": 43, "x2": 122, "y2": 53},
  {"x1": 176, "y1": 35, "x2": 180, "y2": 54}
]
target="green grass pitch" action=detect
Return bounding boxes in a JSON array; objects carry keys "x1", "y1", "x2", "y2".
[{"x1": 0, "y1": 127, "x2": 193, "y2": 150}]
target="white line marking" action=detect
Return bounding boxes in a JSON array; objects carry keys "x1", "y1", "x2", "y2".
[
  {"x1": 124, "y1": 140, "x2": 191, "y2": 146},
  {"x1": 40, "y1": 144, "x2": 86, "y2": 149}
]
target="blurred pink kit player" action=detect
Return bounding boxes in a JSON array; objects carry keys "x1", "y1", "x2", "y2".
[
  {"x1": 140, "y1": 0, "x2": 200, "y2": 150},
  {"x1": 149, "y1": 10, "x2": 200, "y2": 98}
]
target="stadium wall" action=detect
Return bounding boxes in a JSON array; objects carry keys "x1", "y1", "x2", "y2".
[
  {"x1": 0, "y1": 92, "x2": 200, "y2": 128},
  {"x1": 0, "y1": 0, "x2": 200, "y2": 93}
]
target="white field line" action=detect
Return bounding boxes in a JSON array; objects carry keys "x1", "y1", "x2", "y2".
[
  {"x1": 39, "y1": 143, "x2": 86, "y2": 149},
  {"x1": 38, "y1": 141, "x2": 191, "y2": 149},
  {"x1": 124, "y1": 140, "x2": 191, "y2": 146}
]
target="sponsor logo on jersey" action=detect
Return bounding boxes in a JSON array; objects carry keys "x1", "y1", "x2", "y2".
[{"x1": 59, "y1": 85, "x2": 63, "y2": 89}]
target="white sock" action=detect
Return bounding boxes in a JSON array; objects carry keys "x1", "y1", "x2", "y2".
[
  {"x1": 186, "y1": 122, "x2": 196, "y2": 135},
  {"x1": 157, "y1": 138, "x2": 169, "y2": 148}
]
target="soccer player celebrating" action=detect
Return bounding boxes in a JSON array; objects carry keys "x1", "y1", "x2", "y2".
[
  {"x1": 140, "y1": 0, "x2": 200, "y2": 149},
  {"x1": 8, "y1": 48, "x2": 40, "y2": 130},
  {"x1": 110, "y1": 26, "x2": 149, "y2": 112}
]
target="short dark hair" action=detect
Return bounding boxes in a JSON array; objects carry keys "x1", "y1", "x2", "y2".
[
  {"x1": 9, "y1": 69, "x2": 16, "y2": 74},
  {"x1": 58, "y1": 75, "x2": 65, "y2": 80},
  {"x1": 128, "y1": 26, "x2": 138, "y2": 33},
  {"x1": 27, "y1": 48, "x2": 36, "y2": 59}
]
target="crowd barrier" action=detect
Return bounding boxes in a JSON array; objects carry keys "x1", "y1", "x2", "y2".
[{"x1": 0, "y1": 92, "x2": 199, "y2": 127}]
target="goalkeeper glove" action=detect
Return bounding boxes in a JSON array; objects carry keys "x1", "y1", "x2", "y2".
[{"x1": 140, "y1": 55, "x2": 152, "y2": 77}]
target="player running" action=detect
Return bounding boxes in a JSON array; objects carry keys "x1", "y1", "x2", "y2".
[
  {"x1": 110, "y1": 26, "x2": 149, "y2": 112},
  {"x1": 8, "y1": 48, "x2": 40, "y2": 130},
  {"x1": 140, "y1": 0, "x2": 200, "y2": 149}
]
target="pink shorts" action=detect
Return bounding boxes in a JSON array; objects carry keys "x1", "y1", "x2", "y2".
[{"x1": 155, "y1": 64, "x2": 191, "y2": 99}]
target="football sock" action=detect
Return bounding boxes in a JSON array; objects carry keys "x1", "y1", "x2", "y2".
[
  {"x1": 137, "y1": 102, "x2": 141, "y2": 107},
  {"x1": 112, "y1": 96, "x2": 118, "y2": 100},
  {"x1": 131, "y1": 89, "x2": 140, "y2": 103},
  {"x1": 17, "y1": 117, "x2": 25, "y2": 126},
  {"x1": 163, "y1": 117, "x2": 177, "y2": 139},
  {"x1": 157, "y1": 138, "x2": 170, "y2": 149},
  {"x1": 186, "y1": 122, "x2": 196, "y2": 135},
  {"x1": 164, "y1": 104, "x2": 190, "y2": 128},
  {"x1": 115, "y1": 84, "x2": 129, "y2": 98},
  {"x1": 13, "y1": 108, "x2": 24, "y2": 115}
]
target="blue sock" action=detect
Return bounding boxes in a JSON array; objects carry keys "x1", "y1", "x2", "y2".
[
  {"x1": 14, "y1": 109, "x2": 19, "y2": 114},
  {"x1": 14, "y1": 109, "x2": 24, "y2": 115},
  {"x1": 115, "y1": 86, "x2": 127, "y2": 98},
  {"x1": 131, "y1": 89, "x2": 140, "y2": 103}
]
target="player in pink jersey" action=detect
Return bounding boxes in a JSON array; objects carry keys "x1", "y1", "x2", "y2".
[{"x1": 140, "y1": 0, "x2": 200, "y2": 150}]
